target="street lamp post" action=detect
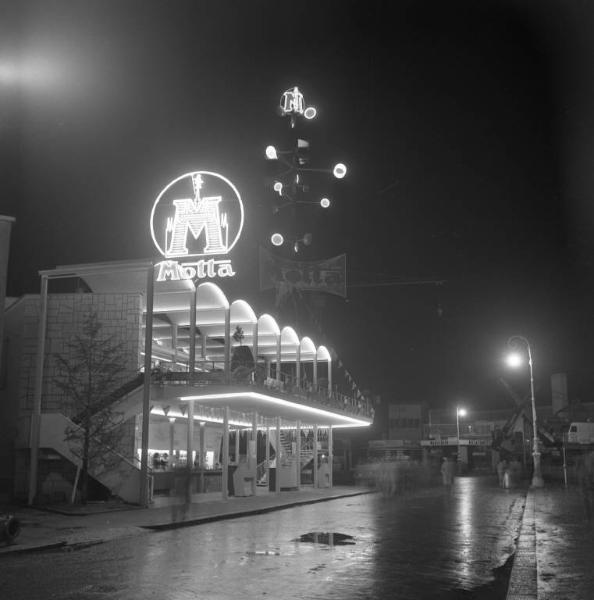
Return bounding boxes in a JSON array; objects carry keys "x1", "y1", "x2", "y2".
[
  {"x1": 456, "y1": 406, "x2": 466, "y2": 470},
  {"x1": 506, "y1": 335, "x2": 544, "y2": 488}
]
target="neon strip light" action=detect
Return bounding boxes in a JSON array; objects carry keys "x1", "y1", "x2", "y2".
[{"x1": 179, "y1": 391, "x2": 371, "y2": 426}]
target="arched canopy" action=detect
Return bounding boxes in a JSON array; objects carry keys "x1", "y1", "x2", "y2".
[
  {"x1": 299, "y1": 337, "x2": 317, "y2": 361},
  {"x1": 256, "y1": 314, "x2": 280, "y2": 358},
  {"x1": 196, "y1": 281, "x2": 229, "y2": 310},
  {"x1": 279, "y1": 326, "x2": 300, "y2": 362},
  {"x1": 230, "y1": 299, "x2": 257, "y2": 325},
  {"x1": 317, "y1": 345, "x2": 332, "y2": 362}
]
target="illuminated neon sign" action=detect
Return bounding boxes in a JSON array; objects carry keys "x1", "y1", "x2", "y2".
[
  {"x1": 150, "y1": 171, "x2": 244, "y2": 282},
  {"x1": 279, "y1": 86, "x2": 317, "y2": 121}
]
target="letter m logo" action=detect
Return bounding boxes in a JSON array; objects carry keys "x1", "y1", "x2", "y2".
[{"x1": 168, "y1": 196, "x2": 227, "y2": 256}]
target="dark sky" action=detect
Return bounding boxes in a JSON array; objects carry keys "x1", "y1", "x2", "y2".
[{"x1": 3, "y1": 0, "x2": 594, "y2": 418}]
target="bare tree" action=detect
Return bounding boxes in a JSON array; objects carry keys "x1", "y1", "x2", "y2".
[{"x1": 54, "y1": 312, "x2": 128, "y2": 504}]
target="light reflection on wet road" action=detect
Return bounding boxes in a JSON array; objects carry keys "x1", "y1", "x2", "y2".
[{"x1": 2, "y1": 477, "x2": 525, "y2": 600}]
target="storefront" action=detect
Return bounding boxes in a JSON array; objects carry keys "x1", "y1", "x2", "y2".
[{"x1": 5, "y1": 170, "x2": 372, "y2": 506}]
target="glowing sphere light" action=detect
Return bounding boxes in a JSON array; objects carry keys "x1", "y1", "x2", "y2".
[
  {"x1": 271, "y1": 233, "x2": 284, "y2": 247},
  {"x1": 265, "y1": 145, "x2": 278, "y2": 160},
  {"x1": 333, "y1": 163, "x2": 347, "y2": 179}
]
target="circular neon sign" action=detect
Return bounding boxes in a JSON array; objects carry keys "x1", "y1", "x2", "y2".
[{"x1": 150, "y1": 171, "x2": 244, "y2": 259}]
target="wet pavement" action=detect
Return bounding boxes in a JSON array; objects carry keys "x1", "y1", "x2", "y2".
[{"x1": 0, "y1": 478, "x2": 591, "y2": 599}]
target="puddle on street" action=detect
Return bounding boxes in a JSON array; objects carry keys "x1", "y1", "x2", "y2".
[{"x1": 293, "y1": 532, "x2": 355, "y2": 546}]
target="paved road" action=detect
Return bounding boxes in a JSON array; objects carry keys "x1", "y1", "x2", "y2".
[{"x1": 1, "y1": 477, "x2": 525, "y2": 600}]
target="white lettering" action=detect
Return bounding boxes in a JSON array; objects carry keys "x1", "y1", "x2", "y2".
[
  {"x1": 156, "y1": 261, "x2": 181, "y2": 281},
  {"x1": 155, "y1": 260, "x2": 236, "y2": 282},
  {"x1": 217, "y1": 262, "x2": 235, "y2": 277},
  {"x1": 168, "y1": 196, "x2": 226, "y2": 256}
]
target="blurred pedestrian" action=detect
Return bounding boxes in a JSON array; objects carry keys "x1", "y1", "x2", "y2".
[
  {"x1": 577, "y1": 450, "x2": 594, "y2": 522},
  {"x1": 497, "y1": 458, "x2": 508, "y2": 488},
  {"x1": 441, "y1": 457, "x2": 455, "y2": 491}
]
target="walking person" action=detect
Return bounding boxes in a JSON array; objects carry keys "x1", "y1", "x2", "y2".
[
  {"x1": 496, "y1": 457, "x2": 508, "y2": 488},
  {"x1": 441, "y1": 456, "x2": 455, "y2": 492},
  {"x1": 577, "y1": 450, "x2": 594, "y2": 522}
]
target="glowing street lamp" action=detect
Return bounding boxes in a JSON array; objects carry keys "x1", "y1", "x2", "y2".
[{"x1": 506, "y1": 335, "x2": 544, "y2": 488}]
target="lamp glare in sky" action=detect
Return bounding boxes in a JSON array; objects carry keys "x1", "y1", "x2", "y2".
[{"x1": 506, "y1": 352, "x2": 523, "y2": 368}]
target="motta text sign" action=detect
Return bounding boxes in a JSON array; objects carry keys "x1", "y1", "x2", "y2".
[{"x1": 150, "y1": 171, "x2": 244, "y2": 282}]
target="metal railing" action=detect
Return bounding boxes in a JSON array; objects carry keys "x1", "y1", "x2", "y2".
[{"x1": 149, "y1": 366, "x2": 375, "y2": 420}]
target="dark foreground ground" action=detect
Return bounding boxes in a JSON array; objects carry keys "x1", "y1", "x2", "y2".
[{"x1": 0, "y1": 477, "x2": 591, "y2": 599}]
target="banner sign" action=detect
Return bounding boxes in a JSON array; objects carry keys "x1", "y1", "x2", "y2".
[
  {"x1": 259, "y1": 246, "x2": 346, "y2": 298},
  {"x1": 150, "y1": 171, "x2": 244, "y2": 282}
]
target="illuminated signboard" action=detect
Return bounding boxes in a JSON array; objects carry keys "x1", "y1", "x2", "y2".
[{"x1": 150, "y1": 171, "x2": 244, "y2": 282}]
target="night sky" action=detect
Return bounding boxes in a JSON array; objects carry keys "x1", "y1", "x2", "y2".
[{"x1": 3, "y1": 1, "x2": 594, "y2": 421}]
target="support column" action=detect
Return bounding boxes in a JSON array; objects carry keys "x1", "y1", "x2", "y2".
[
  {"x1": 265, "y1": 426, "x2": 270, "y2": 484},
  {"x1": 251, "y1": 412, "x2": 258, "y2": 496},
  {"x1": 28, "y1": 273, "x2": 48, "y2": 505},
  {"x1": 251, "y1": 323, "x2": 259, "y2": 382},
  {"x1": 140, "y1": 265, "x2": 154, "y2": 507},
  {"x1": 234, "y1": 428, "x2": 240, "y2": 464},
  {"x1": 186, "y1": 400, "x2": 194, "y2": 503},
  {"x1": 327, "y1": 358, "x2": 332, "y2": 396},
  {"x1": 0, "y1": 215, "x2": 15, "y2": 374},
  {"x1": 171, "y1": 323, "x2": 178, "y2": 365},
  {"x1": 199, "y1": 421, "x2": 206, "y2": 493},
  {"x1": 189, "y1": 287, "x2": 197, "y2": 379},
  {"x1": 201, "y1": 332, "x2": 207, "y2": 362},
  {"x1": 296, "y1": 420, "x2": 301, "y2": 489},
  {"x1": 313, "y1": 425, "x2": 318, "y2": 489},
  {"x1": 275, "y1": 335, "x2": 281, "y2": 383},
  {"x1": 224, "y1": 307, "x2": 231, "y2": 383},
  {"x1": 328, "y1": 426, "x2": 333, "y2": 488},
  {"x1": 313, "y1": 355, "x2": 318, "y2": 388},
  {"x1": 169, "y1": 418, "x2": 175, "y2": 460},
  {"x1": 296, "y1": 345, "x2": 301, "y2": 389},
  {"x1": 222, "y1": 406, "x2": 229, "y2": 500},
  {"x1": 275, "y1": 417, "x2": 281, "y2": 494}
]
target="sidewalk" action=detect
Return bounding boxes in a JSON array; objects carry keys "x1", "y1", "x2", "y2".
[
  {"x1": 0, "y1": 486, "x2": 372, "y2": 556},
  {"x1": 507, "y1": 483, "x2": 594, "y2": 600}
]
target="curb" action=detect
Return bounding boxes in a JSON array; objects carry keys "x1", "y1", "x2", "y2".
[
  {"x1": 506, "y1": 489, "x2": 537, "y2": 599},
  {"x1": 144, "y1": 489, "x2": 374, "y2": 531},
  {"x1": 0, "y1": 489, "x2": 374, "y2": 556}
]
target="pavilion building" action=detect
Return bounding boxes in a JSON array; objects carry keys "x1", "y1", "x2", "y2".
[{"x1": 0, "y1": 260, "x2": 373, "y2": 506}]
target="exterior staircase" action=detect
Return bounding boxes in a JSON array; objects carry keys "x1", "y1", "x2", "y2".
[{"x1": 38, "y1": 413, "x2": 148, "y2": 504}]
